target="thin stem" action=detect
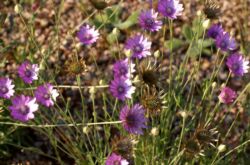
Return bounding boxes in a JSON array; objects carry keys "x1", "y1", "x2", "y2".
[
  {"x1": 0, "y1": 121, "x2": 122, "y2": 128},
  {"x1": 16, "y1": 80, "x2": 140, "y2": 90}
]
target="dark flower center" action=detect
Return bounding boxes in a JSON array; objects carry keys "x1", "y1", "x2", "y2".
[
  {"x1": 232, "y1": 63, "x2": 240, "y2": 71},
  {"x1": 0, "y1": 86, "x2": 8, "y2": 94},
  {"x1": 117, "y1": 86, "x2": 125, "y2": 94},
  {"x1": 211, "y1": 31, "x2": 218, "y2": 38},
  {"x1": 166, "y1": 6, "x2": 174, "y2": 15},
  {"x1": 120, "y1": 67, "x2": 127, "y2": 75},
  {"x1": 126, "y1": 114, "x2": 137, "y2": 126},
  {"x1": 83, "y1": 33, "x2": 93, "y2": 40},
  {"x1": 43, "y1": 93, "x2": 50, "y2": 100},
  {"x1": 145, "y1": 19, "x2": 154, "y2": 27},
  {"x1": 114, "y1": 160, "x2": 120, "y2": 165},
  {"x1": 19, "y1": 105, "x2": 30, "y2": 115},
  {"x1": 133, "y1": 44, "x2": 143, "y2": 53},
  {"x1": 25, "y1": 70, "x2": 32, "y2": 77},
  {"x1": 220, "y1": 40, "x2": 228, "y2": 49}
]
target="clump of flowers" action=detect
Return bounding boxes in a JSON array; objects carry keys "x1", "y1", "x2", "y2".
[
  {"x1": 226, "y1": 53, "x2": 249, "y2": 77},
  {"x1": 158, "y1": 0, "x2": 183, "y2": 19},
  {"x1": 119, "y1": 104, "x2": 147, "y2": 134},
  {"x1": 113, "y1": 59, "x2": 135, "y2": 79},
  {"x1": 138, "y1": 9, "x2": 162, "y2": 32},
  {"x1": 18, "y1": 60, "x2": 39, "y2": 84},
  {"x1": 125, "y1": 35, "x2": 151, "y2": 59},
  {"x1": 35, "y1": 83, "x2": 59, "y2": 107},
  {"x1": 105, "y1": 153, "x2": 129, "y2": 165},
  {"x1": 215, "y1": 32, "x2": 236, "y2": 52},
  {"x1": 0, "y1": 77, "x2": 15, "y2": 99},
  {"x1": 109, "y1": 78, "x2": 135, "y2": 101},
  {"x1": 218, "y1": 87, "x2": 237, "y2": 104},
  {"x1": 9, "y1": 95, "x2": 38, "y2": 122},
  {"x1": 207, "y1": 24, "x2": 224, "y2": 39},
  {"x1": 77, "y1": 24, "x2": 99, "y2": 45}
]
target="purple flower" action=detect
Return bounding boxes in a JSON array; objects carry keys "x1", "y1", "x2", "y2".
[
  {"x1": 0, "y1": 77, "x2": 15, "y2": 99},
  {"x1": 35, "y1": 83, "x2": 59, "y2": 107},
  {"x1": 138, "y1": 9, "x2": 162, "y2": 32},
  {"x1": 226, "y1": 53, "x2": 249, "y2": 76},
  {"x1": 9, "y1": 95, "x2": 38, "y2": 122},
  {"x1": 77, "y1": 24, "x2": 99, "y2": 45},
  {"x1": 105, "y1": 153, "x2": 129, "y2": 165},
  {"x1": 109, "y1": 78, "x2": 135, "y2": 101},
  {"x1": 18, "y1": 60, "x2": 39, "y2": 84},
  {"x1": 207, "y1": 24, "x2": 224, "y2": 39},
  {"x1": 113, "y1": 59, "x2": 135, "y2": 78},
  {"x1": 119, "y1": 104, "x2": 147, "y2": 134},
  {"x1": 158, "y1": 0, "x2": 183, "y2": 19},
  {"x1": 218, "y1": 87, "x2": 237, "y2": 104},
  {"x1": 215, "y1": 32, "x2": 236, "y2": 52},
  {"x1": 125, "y1": 35, "x2": 151, "y2": 59}
]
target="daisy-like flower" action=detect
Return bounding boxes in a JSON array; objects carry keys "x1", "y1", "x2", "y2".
[
  {"x1": 113, "y1": 59, "x2": 135, "y2": 78},
  {"x1": 35, "y1": 83, "x2": 59, "y2": 107},
  {"x1": 109, "y1": 78, "x2": 135, "y2": 101},
  {"x1": 105, "y1": 153, "x2": 129, "y2": 165},
  {"x1": 0, "y1": 77, "x2": 15, "y2": 99},
  {"x1": 9, "y1": 95, "x2": 38, "y2": 122},
  {"x1": 207, "y1": 24, "x2": 224, "y2": 39},
  {"x1": 18, "y1": 60, "x2": 39, "y2": 84},
  {"x1": 226, "y1": 53, "x2": 249, "y2": 76},
  {"x1": 215, "y1": 32, "x2": 236, "y2": 52},
  {"x1": 77, "y1": 24, "x2": 99, "y2": 45},
  {"x1": 138, "y1": 9, "x2": 162, "y2": 32},
  {"x1": 119, "y1": 104, "x2": 147, "y2": 134},
  {"x1": 125, "y1": 35, "x2": 151, "y2": 59},
  {"x1": 158, "y1": 0, "x2": 184, "y2": 19},
  {"x1": 218, "y1": 87, "x2": 237, "y2": 104}
]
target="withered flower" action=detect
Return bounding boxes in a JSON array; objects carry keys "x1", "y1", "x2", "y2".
[
  {"x1": 89, "y1": 0, "x2": 109, "y2": 10},
  {"x1": 64, "y1": 58, "x2": 87, "y2": 76},
  {"x1": 111, "y1": 136, "x2": 135, "y2": 160},
  {"x1": 139, "y1": 60, "x2": 160, "y2": 87},
  {"x1": 203, "y1": 0, "x2": 221, "y2": 19},
  {"x1": 141, "y1": 88, "x2": 167, "y2": 116}
]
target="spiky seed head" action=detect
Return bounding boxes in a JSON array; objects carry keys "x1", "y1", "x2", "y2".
[
  {"x1": 203, "y1": 0, "x2": 221, "y2": 19},
  {"x1": 139, "y1": 60, "x2": 159, "y2": 87},
  {"x1": 89, "y1": 0, "x2": 108, "y2": 10},
  {"x1": 111, "y1": 136, "x2": 134, "y2": 160},
  {"x1": 64, "y1": 58, "x2": 87, "y2": 76}
]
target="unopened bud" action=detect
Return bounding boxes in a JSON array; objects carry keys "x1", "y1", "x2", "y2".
[
  {"x1": 150, "y1": 127, "x2": 159, "y2": 136},
  {"x1": 212, "y1": 82, "x2": 217, "y2": 88},
  {"x1": 154, "y1": 50, "x2": 160, "y2": 58},
  {"x1": 83, "y1": 126, "x2": 89, "y2": 134},
  {"x1": 14, "y1": 4, "x2": 23, "y2": 14},
  {"x1": 125, "y1": 50, "x2": 131, "y2": 58},
  {"x1": 202, "y1": 19, "x2": 210, "y2": 29},
  {"x1": 218, "y1": 144, "x2": 226, "y2": 152}
]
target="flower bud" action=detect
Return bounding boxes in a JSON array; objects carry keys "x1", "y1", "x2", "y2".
[
  {"x1": 218, "y1": 144, "x2": 226, "y2": 152},
  {"x1": 150, "y1": 127, "x2": 159, "y2": 136},
  {"x1": 14, "y1": 4, "x2": 23, "y2": 14}
]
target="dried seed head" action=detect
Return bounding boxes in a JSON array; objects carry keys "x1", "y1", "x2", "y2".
[
  {"x1": 184, "y1": 139, "x2": 203, "y2": 159},
  {"x1": 64, "y1": 58, "x2": 87, "y2": 76},
  {"x1": 89, "y1": 0, "x2": 108, "y2": 10},
  {"x1": 111, "y1": 136, "x2": 134, "y2": 160},
  {"x1": 139, "y1": 60, "x2": 159, "y2": 87},
  {"x1": 203, "y1": 0, "x2": 221, "y2": 19},
  {"x1": 141, "y1": 88, "x2": 166, "y2": 116}
]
